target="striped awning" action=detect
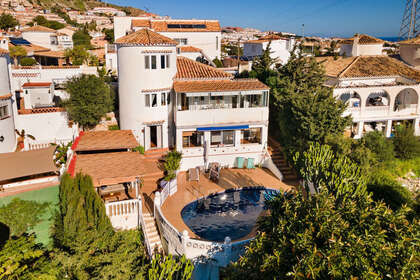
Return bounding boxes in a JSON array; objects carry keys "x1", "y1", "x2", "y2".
[{"x1": 197, "y1": 125, "x2": 249, "y2": 131}]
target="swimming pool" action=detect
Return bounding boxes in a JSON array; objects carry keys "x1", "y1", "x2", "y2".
[{"x1": 181, "y1": 187, "x2": 280, "y2": 242}]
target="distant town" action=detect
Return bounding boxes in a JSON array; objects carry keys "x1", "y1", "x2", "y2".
[{"x1": 0, "y1": 1, "x2": 418, "y2": 279}]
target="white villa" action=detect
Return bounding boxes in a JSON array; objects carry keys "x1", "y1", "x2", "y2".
[
  {"x1": 319, "y1": 55, "x2": 420, "y2": 138},
  {"x1": 243, "y1": 34, "x2": 296, "y2": 65},
  {"x1": 116, "y1": 28, "x2": 271, "y2": 170},
  {"x1": 339, "y1": 34, "x2": 384, "y2": 57},
  {"x1": 21, "y1": 25, "x2": 73, "y2": 51},
  {"x1": 107, "y1": 17, "x2": 222, "y2": 72},
  {"x1": 399, "y1": 36, "x2": 420, "y2": 67}
]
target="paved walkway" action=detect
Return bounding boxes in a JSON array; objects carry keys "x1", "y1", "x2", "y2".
[{"x1": 161, "y1": 168, "x2": 294, "y2": 240}]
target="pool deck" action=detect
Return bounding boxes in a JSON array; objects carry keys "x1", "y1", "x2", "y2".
[{"x1": 160, "y1": 168, "x2": 295, "y2": 240}]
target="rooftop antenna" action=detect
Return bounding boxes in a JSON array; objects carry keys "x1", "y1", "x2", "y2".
[
  {"x1": 302, "y1": 23, "x2": 305, "y2": 38},
  {"x1": 400, "y1": 0, "x2": 420, "y2": 39}
]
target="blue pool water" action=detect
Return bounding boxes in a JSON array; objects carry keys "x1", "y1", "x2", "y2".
[{"x1": 181, "y1": 187, "x2": 279, "y2": 242}]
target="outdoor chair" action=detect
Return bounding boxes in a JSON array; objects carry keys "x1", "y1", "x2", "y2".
[
  {"x1": 236, "y1": 157, "x2": 245, "y2": 168},
  {"x1": 246, "y1": 158, "x2": 255, "y2": 169}
]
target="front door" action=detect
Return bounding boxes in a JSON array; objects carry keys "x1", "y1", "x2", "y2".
[{"x1": 150, "y1": 125, "x2": 157, "y2": 148}]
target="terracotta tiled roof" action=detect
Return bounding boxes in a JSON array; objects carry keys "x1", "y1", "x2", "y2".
[
  {"x1": 115, "y1": 29, "x2": 178, "y2": 46},
  {"x1": 18, "y1": 107, "x2": 65, "y2": 115},
  {"x1": 316, "y1": 56, "x2": 357, "y2": 77},
  {"x1": 22, "y1": 25, "x2": 56, "y2": 33},
  {"x1": 33, "y1": 50, "x2": 65, "y2": 58},
  {"x1": 318, "y1": 55, "x2": 420, "y2": 81},
  {"x1": 173, "y1": 79, "x2": 269, "y2": 93},
  {"x1": 175, "y1": 56, "x2": 233, "y2": 80},
  {"x1": 340, "y1": 34, "x2": 383, "y2": 45},
  {"x1": 151, "y1": 20, "x2": 221, "y2": 32},
  {"x1": 74, "y1": 152, "x2": 146, "y2": 186},
  {"x1": 178, "y1": 46, "x2": 202, "y2": 53},
  {"x1": 246, "y1": 34, "x2": 286, "y2": 44},
  {"x1": 8, "y1": 42, "x2": 50, "y2": 53},
  {"x1": 0, "y1": 93, "x2": 12, "y2": 100},
  {"x1": 132, "y1": 19, "x2": 151, "y2": 28},
  {"x1": 22, "y1": 82, "x2": 51, "y2": 87},
  {"x1": 75, "y1": 130, "x2": 139, "y2": 152},
  {"x1": 400, "y1": 36, "x2": 420, "y2": 45}
]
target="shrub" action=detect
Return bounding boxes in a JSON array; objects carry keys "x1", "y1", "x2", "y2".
[
  {"x1": 164, "y1": 151, "x2": 182, "y2": 181},
  {"x1": 19, "y1": 57, "x2": 37, "y2": 66},
  {"x1": 212, "y1": 58, "x2": 223, "y2": 67},
  {"x1": 367, "y1": 170, "x2": 414, "y2": 211},
  {"x1": 393, "y1": 124, "x2": 420, "y2": 159},
  {"x1": 108, "y1": 124, "x2": 119, "y2": 130},
  {"x1": 132, "y1": 145, "x2": 145, "y2": 154},
  {"x1": 362, "y1": 131, "x2": 395, "y2": 162}
]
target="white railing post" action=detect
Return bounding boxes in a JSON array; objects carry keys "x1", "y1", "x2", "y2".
[
  {"x1": 154, "y1": 192, "x2": 161, "y2": 218},
  {"x1": 181, "y1": 230, "x2": 190, "y2": 257}
]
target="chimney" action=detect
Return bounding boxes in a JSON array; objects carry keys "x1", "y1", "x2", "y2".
[{"x1": 351, "y1": 33, "x2": 360, "y2": 57}]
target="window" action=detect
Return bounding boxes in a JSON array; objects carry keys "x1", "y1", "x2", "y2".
[
  {"x1": 211, "y1": 130, "x2": 235, "y2": 146},
  {"x1": 183, "y1": 131, "x2": 203, "y2": 148},
  {"x1": 161, "y1": 92, "x2": 166, "y2": 106},
  {"x1": 241, "y1": 128, "x2": 261, "y2": 144},
  {"x1": 161, "y1": 55, "x2": 165, "y2": 69},
  {"x1": 174, "y1": 38, "x2": 188, "y2": 45},
  {"x1": 151, "y1": 55, "x2": 157, "y2": 69},
  {"x1": 145, "y1": 94, "x2": 150, "y2": 107},
  {"x1": 151, "y1": 94, "x2": 157, "y2": 107},
  {"x1": 0, "y1": 105, "x2": 9, "y2": 119},
  {"x1": 216, "y1": 36, "x2": 218, "y2": 50},
  {"x1": 166, "y1": 55, "x2": 170, "y2": 68},
  {"x1": 167, "y1": 92, "x2": 171, "y2": 105},
  {"x1": 145, "y1": 55, "x2": 150, "y2": 69}
]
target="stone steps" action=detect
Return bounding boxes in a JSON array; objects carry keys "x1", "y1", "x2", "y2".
[
  {"x1": 141, "y1": 211, "x2": 162, "y2": 255},
  {"x1": 268, "y1": 137, "x2": 298, "y2": 181}
]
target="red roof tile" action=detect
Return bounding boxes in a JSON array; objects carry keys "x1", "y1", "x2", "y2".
[
  {"x1": 22, "y1": 82, "x2": 52, "y2": 88},
  {"x1": 115, "y1": 28, "x2": 178, "y2": 46},
  {"x1": 173, "y1": 79, "x2": 269, "y2": 93},
  {"x1": 75, "y1": 130, "x2": 139, "y2": 152},
  {"x1": 175, "y1": 57, "x2": 233, "y2": 80}
]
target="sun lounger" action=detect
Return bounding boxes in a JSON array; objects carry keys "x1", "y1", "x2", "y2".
[
  {"x1": 189, "y1": 167, "x2": 200, "y2": 181},
  {"x1": 236, "y1": 157, "x2": 245, "y2": 168}
]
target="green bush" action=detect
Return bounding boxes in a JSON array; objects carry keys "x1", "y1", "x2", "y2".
[
  {"x1": 367, "y1": 172, "x2": 414, "y2": 211},
  {"x1": 108, "y1": 124, "x2": 119, "y2": 130},
  {"x1": 362, "y1": 131, "x2": 395, "y2": 162},
  {"x1": 164, "y1": 151, "x2": 182, "y2": 181},
  {"x1": 133, "y1": 145, "x2": 145, "y2": 154},
  {"x1": 393, "y1": 124, "x2": 420, "y2": 159},
  {"x1": 212, "y1": 58, "x2": 223, "y2": 68},
  {"x1": 19, "y1": 57, "x2": 37, "y2": 66}
]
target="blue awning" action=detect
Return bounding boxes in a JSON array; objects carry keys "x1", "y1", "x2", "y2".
[{"x1": 197, "y1": 125, "x2": 249, "y2": 131}]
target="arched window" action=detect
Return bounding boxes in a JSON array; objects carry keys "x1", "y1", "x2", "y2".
[
  {"x1": 394, "y1": 88, "x2": 418, "y2": 111},
  {"x1": 366, "y1": 91, "x2": 389, "y2": 107},
  {"x1": 339, "y1": 92, "x2": 361, "y2": 108}
]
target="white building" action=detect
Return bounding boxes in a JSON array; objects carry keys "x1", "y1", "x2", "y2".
[
  {"x1": 243, "y1": 34, "x2": 296, "y2": 65},
  {"x1": 319, "y1": 56, "x2": 420, "y2": 138},
  {"x1": 114, "y1": 17, "x2": 222, "y2": 60},
  {"x1": 116, "y1": 29, "x2": 270, "y2": 170},
  {"x1": 339, "y1": 34, "x2": 383, "y2": 57},
  {"x1": 399, "y1": 36, "x2": 420, "y2": 67},
  {"x1": 0, "y1": 49, "x2": 16, "y2": 153},
  {"x1": 21, "y1": 25, "x2": 73, "y2": 51}
]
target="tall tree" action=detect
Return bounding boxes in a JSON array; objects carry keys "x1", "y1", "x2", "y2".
[
  {"x1": 250, "y1": 41, "x2": 277, "y2": 83},
  {"x1": 64, "y1": 45, "x2": 89, "y2": 65},
  {"x1": 62, "y1": 74, "x2": 114, "y2": 129},
  {"x1": 223, "y1": 190, "x2": 419, "y2": 280},
  {"x1": 9, "y1": 46, "x2": 27, "y2": 66},
  {"x1": 271, "y1": 49, "x2": 351, "y2": 155},
  {"x1": 72, "y1": 28, "x2": 92, "y2": 48},
  {"x1": 0, "y1": 13, "x2": 18, "y2": 30}
]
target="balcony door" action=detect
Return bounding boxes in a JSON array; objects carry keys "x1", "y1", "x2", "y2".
[{"x1": 145, "y1": 125, "x2": 162, "y2": 150}]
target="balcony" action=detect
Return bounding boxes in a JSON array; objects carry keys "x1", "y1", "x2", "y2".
[{"x1": 175, "y1": 107, "x2": 269, "y2": 127}]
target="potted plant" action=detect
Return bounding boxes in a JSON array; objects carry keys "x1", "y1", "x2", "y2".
[{"x1": 162, "y1": 151, "x2": 182, "y2": 195}]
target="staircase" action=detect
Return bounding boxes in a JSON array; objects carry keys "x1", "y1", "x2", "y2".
[
  {"x1": 141, "y1": 211, "x2": 163, "y2": 255},
  {"x1": 268, "y1": 137, "x2": 298, "y2": 181}
]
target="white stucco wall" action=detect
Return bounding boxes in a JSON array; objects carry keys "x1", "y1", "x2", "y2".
[
  {"x1": 179, "y1": 52, "x2": 201, "y2": 61},
  {"x1": 243, "y1": 39, "x2": 295, "y2": 65},
  {"x1": 339, "y1": 43, "x2": 383, "y2": 57},
  {"x1": 15, "y1": 111, "x2": 76, "y2": 143},
  {"x1": 22, "y1": 31, "x2": 56, "y2": 51},
  {"x1": 117, "y1": 44, "x2": 176, "y2": 148},
  {"x1": 0, "y1": 98, "x2": 16, "y2": 153},
  {"x1": 400, "y1": 44, "x2": 420, "y2": 67}
]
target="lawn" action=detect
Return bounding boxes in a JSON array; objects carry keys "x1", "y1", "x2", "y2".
[{"x1": 0, "y1": 185, "x2": 59, "y2": 246}]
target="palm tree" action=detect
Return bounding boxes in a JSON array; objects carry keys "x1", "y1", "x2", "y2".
[{"x1": 15, "y1": 129, "x2": 35, "y2": 150}]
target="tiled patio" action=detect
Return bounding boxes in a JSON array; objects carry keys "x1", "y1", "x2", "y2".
[{"x1": 160, "y1": 168, "x2": 295, "y2": 239}]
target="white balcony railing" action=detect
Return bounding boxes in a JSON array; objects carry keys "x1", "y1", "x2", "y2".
[
  {"x1": 175, "y1": 107, "x2": 268, "y2": 127},
  {"x1": 347, "y1": 104, "x2": 419, "y2": 120},
  {"x1": 105, "y1": 199, "x2": 140, "y2": 230}
]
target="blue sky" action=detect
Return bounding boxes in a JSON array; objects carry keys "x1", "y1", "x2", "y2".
[{"x1": 107, "y1": 0, "x2": 403, "y2": 37}]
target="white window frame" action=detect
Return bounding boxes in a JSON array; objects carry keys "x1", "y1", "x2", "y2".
[{"x1": 0, "y1": 104, "x2": 9, "y2": 119}]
